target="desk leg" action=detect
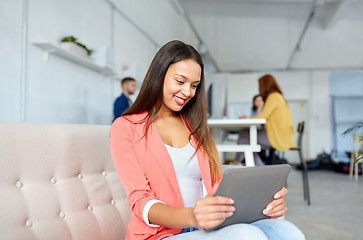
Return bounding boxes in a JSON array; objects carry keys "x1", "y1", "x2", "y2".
[
  {"x1": 246, "y1": 125, "x2": 258, "y2": 167},
  {"x1": 250, "y1": 125, "x2": 257, "y2": 147},
  {"x1": 218, "y1": 152, "x2": 224, "y2": 164},
  {"x1": 211, "y1": 129, "x2": 225, "y2": 163},
  {"x1": 245, "y1": 150, "x2": 255, "y2": 166}
]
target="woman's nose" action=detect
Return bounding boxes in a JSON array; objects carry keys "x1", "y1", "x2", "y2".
[{"x1": 181, "y1": 85, "x2": 191, "y2": 97}]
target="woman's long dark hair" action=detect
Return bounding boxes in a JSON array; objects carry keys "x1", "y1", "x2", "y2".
[
  {"x1": 123, "y1": 40, "x2": 221, "y2": 183},
  {"x1": 252, "y1": 95, "x2": 260, "y2": 111}
]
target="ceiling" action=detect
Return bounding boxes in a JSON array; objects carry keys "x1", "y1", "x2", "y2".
[{"x1": 178, "y1": 0, "x2": 363, "y2": 73}]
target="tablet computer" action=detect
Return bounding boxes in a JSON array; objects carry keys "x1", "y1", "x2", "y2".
[{"x1": 205, "y1": 164, "x2": 291, "y2": 232}]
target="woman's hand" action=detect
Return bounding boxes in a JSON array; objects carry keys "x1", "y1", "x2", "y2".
[
  {"x1": 192, "y1": 183, "x2": 235, "y2": 230},
  {"x1": 263, "y1": 187, "x2": 288, "y2": 218}
]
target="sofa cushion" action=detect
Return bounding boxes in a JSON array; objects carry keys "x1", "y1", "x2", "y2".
[{"x1": 0, "y1": 122, "x2": 131, "y2": 240}]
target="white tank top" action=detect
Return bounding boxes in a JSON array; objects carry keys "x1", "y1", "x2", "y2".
[{"x1": 164, "y1": 142, "x2": 203, "y2": 207}]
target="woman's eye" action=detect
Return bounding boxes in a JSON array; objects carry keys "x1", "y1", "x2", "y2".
[
  {"x1": 176, "y1": 80, "x2": 184, "y2": 84},
  {"x1": 191, "y1": 84, "x2": 198, "y2": 89}
]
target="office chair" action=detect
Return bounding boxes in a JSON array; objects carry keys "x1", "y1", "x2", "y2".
[
  {"x1": 264, "y1": 121, "x2": 311, "y2": 206},
  {"x1": 288, "y1": 121, "x2": 311, "y2": 205}
]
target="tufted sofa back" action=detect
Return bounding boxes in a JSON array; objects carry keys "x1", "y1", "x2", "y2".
[{"x1": 0, "y1": 122, "x2": 131, "y2": 240}]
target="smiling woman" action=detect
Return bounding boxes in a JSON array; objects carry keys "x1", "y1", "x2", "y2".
[
  {"x1": 109, "y1": 40, "x2": 305, "y2": 240},
  {"x1": 162, "y1": 59, "x2": 201, "y2": 112}
]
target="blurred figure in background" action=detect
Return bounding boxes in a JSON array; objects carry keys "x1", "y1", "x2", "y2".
[
  {"x1": 240, "y1": 94, "x2": 264, "y2": 119},
  {"x1": 235, "y1": 74, "x2": 294, "y2": 166},
  {"x1": 234, "y1": 95, "x2": 264, "y2": 165},
  {"x1": 113, "y1": 77, "x2": 136, "y2": 121},
  {"x1": 250, "y1": 95, "x2": 264, "y2": 117}
]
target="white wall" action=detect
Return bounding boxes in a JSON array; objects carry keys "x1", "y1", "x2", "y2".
[
  {"x1": 0, "y1": 0, "x2": 23, "y2": 121},
  {"x1": 205, "y1": 73, "x2": 229, "y2": 119},
  {"x1": 330, "y1": 71, "x2": 363, "y2": 157},
  {"x1": 310, "y1": 71, "x2": 331, "y2": 156},
  {"x1": 0, "y1": 0, "x2": 198, "y2": 124},
  {"x1": 26, "y1": 0, "x2": 114, "y2": 124}
]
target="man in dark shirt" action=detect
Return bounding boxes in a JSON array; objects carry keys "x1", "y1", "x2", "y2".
[{"x1": 113, "y1": 77, "x2": 136, "y2": 121}]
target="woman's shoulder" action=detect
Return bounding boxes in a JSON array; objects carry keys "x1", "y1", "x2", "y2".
[
  {"x1": 267, "y1": 92, "x2": 284, "y2": 101},
  {"x1": 112, "y1": 111, "x2": 149, "y2": 126},
  {"x1": 269, "y1": 91, "x2": 282, "y2": 97},
  {"x1": 110, "y1": 112, "x2": 149, "y2": 140}
]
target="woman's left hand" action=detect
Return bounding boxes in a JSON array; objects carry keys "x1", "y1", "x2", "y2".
[{"x1": 263, "y1": 187, "x2": 288, "y2": 218}]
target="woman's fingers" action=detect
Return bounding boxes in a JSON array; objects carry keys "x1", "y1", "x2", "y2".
[
  {"x1": 193, "y1": 196, "x2": 235, "y2": 229},
  {"x1": 263, "y1": 198, "x2": 287, "y2": 218},
  {"x1": 274, "y1": 187, "x2": 288, "y2": 199},
  {"x1": 263, "y1": 187, "x2": 288, "y2": 217},
  {"x1": 194, "y1": 197, "x2": 235, "y2": 216},
  {"x1": 194, "y1": 210, "x2": 234, "y2": 222},
  {"x1": 269, "y1": 207, "x2": 288, "y2": 219},
  {"x1": 264, "y1": 197, "x2": 284, "y2": 212},
  {"x1": 268, "y1": 201, "x2": 286, "y2": 214},
  {"x1": 193, "y1": 204, "x2": 235, "y2": 219},
  {"x1": 193, "y1": 209, "x2": 234, "y2": 229},
  {"x1": 197, "y1": 195, "x2": 234, "y2": 205}
]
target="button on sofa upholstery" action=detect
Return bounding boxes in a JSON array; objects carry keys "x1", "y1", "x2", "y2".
[{"x1": 0, "y1": 122, "x2": 132, "y2": 240}]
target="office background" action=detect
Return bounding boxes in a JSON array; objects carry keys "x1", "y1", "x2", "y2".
[{"x1": 1, "y1": 0, "x2": 363, "y2": 162}]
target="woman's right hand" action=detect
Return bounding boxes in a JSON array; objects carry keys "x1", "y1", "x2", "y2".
[{"x1": 192, "y1": 183, "x2": 235, "y2": 230}]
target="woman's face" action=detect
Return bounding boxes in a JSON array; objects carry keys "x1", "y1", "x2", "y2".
[
  {"x1": 161, "y1": 59, "x2": 201, "y2": 113},
  {"x1": 254, "y1": 96, "x2": 264, "y2": 108}
]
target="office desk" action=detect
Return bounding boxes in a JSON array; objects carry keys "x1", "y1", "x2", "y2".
[{"x1": 207, "y1": 118, "x2": 266, "y2": 166}]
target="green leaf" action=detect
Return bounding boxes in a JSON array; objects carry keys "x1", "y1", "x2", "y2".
[
  {"x1": 342, "y1": 121, "x2": 363, "y2": 136},
  {"x1": 60, "y1": 36, "x2": 77, "y2": 43},
  {"x1": 354, "y1": 154, "x2": 363, "y2": 165},
  {"x1": 342, "y1": 121, "x2": 363, "y2": 166}
]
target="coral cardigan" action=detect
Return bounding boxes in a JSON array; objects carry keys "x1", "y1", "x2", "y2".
[
  {"x1": 254, "y1": 92, "x2": 294, "y2": 151},
  {"x1": 109, "y1": 112, "x2": 214, "y2": 240}
]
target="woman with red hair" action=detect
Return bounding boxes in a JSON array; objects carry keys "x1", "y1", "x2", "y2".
[{"x1": 236, "y1": 74, "x2": 294, "y2": 166}]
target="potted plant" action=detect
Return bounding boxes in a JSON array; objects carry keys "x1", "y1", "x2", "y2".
[
  {"x1": 60, "y1": 36, "x2": 93, "y2": 58},
  {"x1": 343, "y1": 120, "x2": 363, "y2": 165}
]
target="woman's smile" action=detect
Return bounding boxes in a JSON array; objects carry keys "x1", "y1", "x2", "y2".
[{"x1": 174, "y1": 95, "x2": 186, "y2": 105}]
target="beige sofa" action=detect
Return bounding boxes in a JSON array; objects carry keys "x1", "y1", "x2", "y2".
[{"x1": 0, "y1": 122, "x2": 131, "y2": 240}]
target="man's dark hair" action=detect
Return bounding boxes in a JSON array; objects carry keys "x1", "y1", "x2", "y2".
[{"x1": 121, "y1": 77, "x2": 136, "y2": 87}]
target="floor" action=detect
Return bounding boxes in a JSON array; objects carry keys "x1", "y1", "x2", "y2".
[{"x1": 285, "y1": 168, "x2": 363, "y2": 240}]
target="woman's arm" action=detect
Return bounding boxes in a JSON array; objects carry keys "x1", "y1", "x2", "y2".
[
  {"x1": 148, "y1": 203, "x2": 195, "y2": 228},
  {"x1": 148, "y1": 183, "x2": 235, "y2": 229},
  {"x1": 111, "y1": 117, "x2": 234, "y2": 229},
  {"x1": 110, "y1": 118, "x2": 159, "y2": 220}
]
